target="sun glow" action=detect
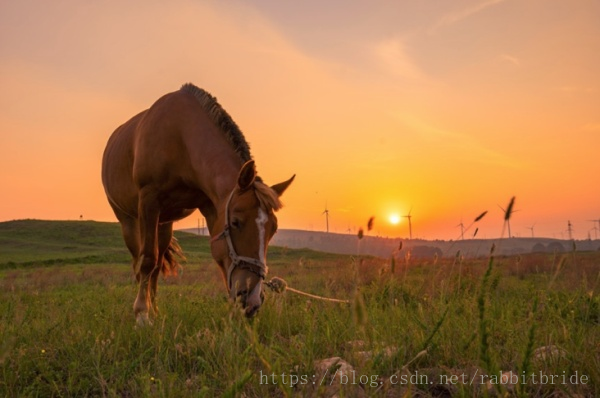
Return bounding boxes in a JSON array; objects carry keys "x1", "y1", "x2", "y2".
[{"x1": 389, "y1": 214, "x2": 401, "y2": 225}]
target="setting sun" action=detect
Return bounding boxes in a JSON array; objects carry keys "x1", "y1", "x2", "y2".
[{"x1": 389, "y1": 214, "x2": 401, "y2": 225}]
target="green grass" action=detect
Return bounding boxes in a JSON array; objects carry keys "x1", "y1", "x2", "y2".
[
  {"x1": 1, "y1": 220, "x2": 599, "y2": 397},
  {"x1": 0, "y1": 220, "x2": 130, "y2": 266}
]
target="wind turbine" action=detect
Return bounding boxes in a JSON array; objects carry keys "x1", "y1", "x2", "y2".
[
  {"x1": 456, "y1": 220, "x2": 465, "y2": 240},
  {"x1": 322, "y1": 202, "x2": 330, "y2": 233},
  {"x1": 526, "y1": 224, "x2": 536, "y2": 238},
  {"x1": 453, "y1": 210, "x2": 487, "y2": 241},
  {"x1": 567, "y1": 220, "x2": 574, "y2": 240},
  {"x1": 588, "y1": 219, "x2": 600, "y2": 237},
  {"x1": 498, "y1": 202, "x2": 519, "y2": 238},
  {"x1": 402, "y1": 207, "x2": 413, "y2": 239},
  {"x1": 590, "y1": 226, "x2": 599, "y2": 240}
]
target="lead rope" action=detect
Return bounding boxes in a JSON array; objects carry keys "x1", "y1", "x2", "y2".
[{"x1": 264, "y1": 277, "x2": 350, "y2": 304}]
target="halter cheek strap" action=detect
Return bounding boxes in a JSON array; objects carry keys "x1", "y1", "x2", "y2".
[{"x1": 212, "y1": 189, "x2": 268, "y2": 291}]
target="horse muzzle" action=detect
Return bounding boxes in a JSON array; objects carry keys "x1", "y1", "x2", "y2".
[{"x1": 233, "y1": 279, "x2": 264, "y2": 318}]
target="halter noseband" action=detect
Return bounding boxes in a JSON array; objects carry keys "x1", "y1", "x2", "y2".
[{"x1": 211, "y1": 188, "x2": 268, "y2": 291}]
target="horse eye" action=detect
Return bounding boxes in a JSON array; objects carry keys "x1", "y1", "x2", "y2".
[{"x1": 231, "y1": 219, "x2": 242, "y2": 229}]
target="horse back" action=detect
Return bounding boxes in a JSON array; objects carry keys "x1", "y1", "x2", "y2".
[
  {"x1": 102, "y1": 89, "x2": 234, "y2": 219},
  {"x1": 102, "y1": 110, "x2": 146, "y2": 217}
]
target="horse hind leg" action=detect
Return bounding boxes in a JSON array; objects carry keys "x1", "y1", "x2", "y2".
[
  {"x1": 133, "y1": 190, "x2": 161, "y2": 326},
  {"x1": 110, "y1": 204, "x2": 142, "y2": 280},
  {"x1": 120, "y1": 217, "x2": 142, "y2": 281},
  {"x1": 148, "y1": 222, "x2": 177, "y2": 316}
]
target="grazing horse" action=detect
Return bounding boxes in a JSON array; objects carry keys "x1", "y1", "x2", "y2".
[{"x1": 101, "y1": 83, "x2": 294, "y2": 325}]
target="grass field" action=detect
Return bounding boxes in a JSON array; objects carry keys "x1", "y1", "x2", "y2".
[{"x1": 1, "y1": 220, "x2": 598, "y2": 397}]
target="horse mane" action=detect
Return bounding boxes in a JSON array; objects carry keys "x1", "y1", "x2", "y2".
[
  {"x1": 181, "y1": 83, "x2": 281, "y2": 209},
  {"x1": 180, "y1": 83, "x2": 254, "y2": 164}
]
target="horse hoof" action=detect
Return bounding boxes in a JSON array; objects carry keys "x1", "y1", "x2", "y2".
[{"x1": 135, "y1": 312, "x2": 153, "y2": 327}]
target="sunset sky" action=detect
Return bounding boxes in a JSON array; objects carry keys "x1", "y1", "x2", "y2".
[{"x1": 1, "y1": 0, "x2": 599, "y2": 240}]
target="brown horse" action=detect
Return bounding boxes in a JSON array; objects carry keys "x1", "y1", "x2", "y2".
[{"x1": 101, "y1": 83, "x2": 294, "y2": 325}]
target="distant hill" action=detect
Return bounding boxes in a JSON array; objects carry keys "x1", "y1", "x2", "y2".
[
  {"x1": 182, "y1": 227, "x2": 600, "y2": 258},
  {"x1": 271, "y1": 230, "x2": 600, "y2": 258}
]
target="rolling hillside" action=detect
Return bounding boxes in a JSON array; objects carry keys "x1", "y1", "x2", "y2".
[{"x1": 0, "y1": 219, "x2": 216, "y2": 268}]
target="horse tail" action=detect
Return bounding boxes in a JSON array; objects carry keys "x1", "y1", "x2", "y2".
[{"x1": 162, "y1": 236, "x2": 185, "y2": 276}]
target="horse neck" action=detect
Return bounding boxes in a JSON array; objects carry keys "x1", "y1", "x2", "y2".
[{"x1": 198, "y1": 156, "x2": 244, "y2": 235}]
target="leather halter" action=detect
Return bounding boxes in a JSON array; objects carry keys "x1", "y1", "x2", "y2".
[{"x1": 211, "y1": 188, "x2": 268, "y2": 291}]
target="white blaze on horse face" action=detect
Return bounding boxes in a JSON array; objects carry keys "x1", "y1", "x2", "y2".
[{"x1": 256, "y1": 208, "x2": 268, "y2": 264}]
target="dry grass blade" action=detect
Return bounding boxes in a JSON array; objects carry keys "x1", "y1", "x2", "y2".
[
  {"x1": 375, "y1": 350, "x2": 428, "y2": 393},
  {"x1": 474, "y1": 210, "x2": 488, "y2": 222},
  {"x1": 367, "y1": 216, "x2": 375, "y2": 231}
]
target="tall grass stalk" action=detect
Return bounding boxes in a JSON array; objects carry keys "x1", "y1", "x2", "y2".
[
  {"x1": 247, "y1": 322, "x2": 292, "y2": 398},
  {"x1": 477, "y1": 246, "x2": 497, "y2": 378},
  {"x1": 518, "y1": 296, "x2": 538, "y2": 398},
  {"x1": 223, "y1": 370, "x2": 253, "y2": 398},
  {"x1": 352, "y1": 289, "x2": 372, "y2": 343},
  {"x1": 419, "y1": 307, "x2": 449, "y2": 352}
]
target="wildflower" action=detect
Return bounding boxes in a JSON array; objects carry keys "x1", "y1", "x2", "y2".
[{"x1": 266, "y1": 276, "x2": 287, "y2": 293}]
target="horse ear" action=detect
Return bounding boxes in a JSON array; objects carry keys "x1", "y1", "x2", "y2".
[
  {"x1": 271, "y1": 174, "x2": 295, "y2": 197},
  {"x1": 237, "y1": 160, "x2": 256, "y2": 190}
]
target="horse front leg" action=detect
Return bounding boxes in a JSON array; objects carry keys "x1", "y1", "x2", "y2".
[
  {"x1": 148, "y1": 222, "x2": 175, "y2": 316},
  {"x1": 148, "y1": 267, "x2": 161, "y2": 316},
  {"x1": 133, "y1": 190, "x2": 160, "y2": 326}
]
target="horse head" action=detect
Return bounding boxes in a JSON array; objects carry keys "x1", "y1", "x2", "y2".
[{"x1": 211, "y1": 160, "x2": 294, "y2": 317}]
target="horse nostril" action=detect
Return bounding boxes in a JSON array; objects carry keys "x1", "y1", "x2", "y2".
[
  {"x1": 245, "y1": 303, "x2": 260, "y2": 318},
  {"x1": 235, "y1": 290, "x2": 248, "y2": 306}
]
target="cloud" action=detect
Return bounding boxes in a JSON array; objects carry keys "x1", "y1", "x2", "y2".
[
  {"x1": 394, "y1": 113, "x2": 524, "y2": 169},
  {"x1": 554, "y1": 86, "x2": 596, "y2": 93},
  {"x1": 372, "y1": 37, "x2": 423, "y2": 80},
  {"x1": 499, "y1": 53, "x2": 521, "y2": 67},
  {"x1": 429, "y1": 0, "x2": 506, "y2": 34}
]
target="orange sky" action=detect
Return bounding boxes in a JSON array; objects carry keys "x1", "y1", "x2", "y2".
[{"x1": 1, "y1": 0, "x2": 599, "y2": 240}]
